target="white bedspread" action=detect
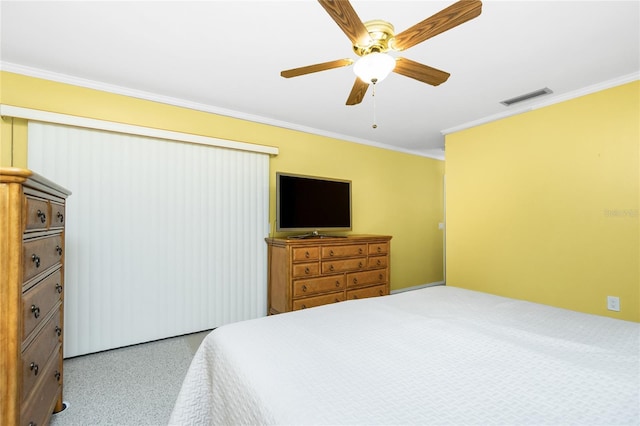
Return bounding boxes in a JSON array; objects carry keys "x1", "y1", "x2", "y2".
[{"x1": 169, "y1": 286, "x2": 640, "y2": 425}]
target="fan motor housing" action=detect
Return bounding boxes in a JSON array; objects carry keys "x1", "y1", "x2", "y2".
[{"x1": 353, "y1": 20, "x2": 396, "y2": 56}]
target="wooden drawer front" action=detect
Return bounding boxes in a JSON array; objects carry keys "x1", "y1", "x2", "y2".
[
  {"x1": 293, "y1": 275, "x2": 345, "y2": 298},
  {"x1": 22, "y1": 269, "x2": 63, "y2": 340},
  {"x1": 50, "y1": 202, "x2": 66, "y2": 228},
  {"x1": 22, "y1": 309, "x2": 62, "y2": 402},
  {"x1": 292, "y1": 247, "x2": 319, "y2": 262},
  {"x1": 322, "y1": 257, "x2": 366, "y2": 274},
  {"x1": 21, "y1": 345, "x2": 62, "y2": 426},
  {"x1": 347, "y1": 284, "x2": 387, "y2": 300},
  {"x1": 321, "y1": 244, "x2": 366, "y2": 259},
  {"x1": 368, "y1": 255, "x2": 388, "y2": 269},
  {"x1": 292, "y1": 262, "x2": 319, "y2": 278},
  {"x1": 292, "y1": 292, "x2": 346, "y2": 310},
  {"x1": 25, "y1": 196, "x2": 49, "y2": 231},
  {"x1": 368, "y1": 242, "x2": 389, "y2": 255},
  {"x1": 23, "y1": 235, "x2": 63, "y2": 282},
  {"x1": 347, "y1": 269, "x2": 387, "y2": 288}
]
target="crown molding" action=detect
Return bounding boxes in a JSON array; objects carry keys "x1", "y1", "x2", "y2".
[
  {"x1": 441, "y1": 72, "x2": 640, "y2": 136},
  {"x1": 6, "y1": 61, "x2": 631, "y2": 162},
  {"x1": 0, "y1": 62, "x2": 443, "y2": 161}
]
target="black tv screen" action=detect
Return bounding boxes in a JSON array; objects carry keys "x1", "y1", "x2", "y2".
[{"x1": 276, "y1": 172, "x2": 352, "y2": 232}]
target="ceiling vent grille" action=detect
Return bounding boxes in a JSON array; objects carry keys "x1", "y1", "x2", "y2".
[{"x1": 500, "y1": 87, "x2": 553, "y2": 106}]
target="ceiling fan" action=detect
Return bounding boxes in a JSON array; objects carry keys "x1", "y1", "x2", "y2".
[{"x1": 281, "y1": 0, "x2": 482, "y2": 106}]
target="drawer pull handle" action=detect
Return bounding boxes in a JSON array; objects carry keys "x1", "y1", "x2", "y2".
[
  {"x1": 329, "y1": 250, "x2": 334, "y2": 257},
  {"x1": 335, "y1": 281, "x2": 341, "y2": 287},
  {"x1": 334, "y1": 298, "x2": 340, "y2": 303},
  {"x1": 31, "y1": 305, "x2": 40, "y2": 319},
  {"x1": 353, "y1": 295, "x2": 359, "y2": 299},
  {"x1": 302, "y1": 285, "x2": 307, "y2": 292},
  {"x1": 55, "y1": 370, "x2": 61, "y2": 382},
  {"x1": 304, "y1": 267, "x2": 310, "y2": 274},
  {"x1": 329, "y1": 265, "x2": 334, "y2": 272},
  {"x1": 30, "y1": 362, "x2": 39, "y2": 376},
  {"x1": 301, "y1": 304, "x2": 307, "y2": 309},
  {"x1": 57, "y1": 211, "x2": 64, "y2": 223},
  {"x1": 353, "y1": 278, "x2": 358, "y2": 284},
  {"x1": 305, "y1": 251, "x2": 310, "y2": 258},
  {"x1": 379, "y1": 289, "x2": 384, "y2": 296},
  {"x1": 358, "y1": 261, "x2": 363, "y2": 268},
  {"x1": 376, "y1": 259, "x2": 381, "y2": 266},
  {"x1": 55, "y1": 326, "x2": 62, "y2": 337},
  {"x1": 56, "y1": 283, "x2": 63, "y2": 294},
  {"x1": 359, "y1": 248, "x2": 363, "y2": 254},
  {"x1": 37, "y1": 209, "x2": 46, "y2": 223},
  {"x1": 56, "y1": 245, "x2": 63, "y2": 256},
  {"x1": 377, "y1": 246, "x2": 382, "y2": 253},
  {"x1": 31, "y1": 254, "x2": 40, "y2": 268},
  {"x1": 379, "y1": 273, "x2": 384, "y2": 280}
]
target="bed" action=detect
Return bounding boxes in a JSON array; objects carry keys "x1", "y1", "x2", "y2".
[{"x1": 169, "y1": 285, "x2": 640, "y2": 425}]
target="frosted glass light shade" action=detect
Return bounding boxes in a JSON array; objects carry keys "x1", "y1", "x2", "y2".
[{"x1": 353, "y1": 53, "x2": 396, "y2": 83}]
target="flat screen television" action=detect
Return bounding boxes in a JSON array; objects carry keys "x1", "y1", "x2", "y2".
[{"x1": 276, "y1": 172, "x2": 352, "y2": 236}]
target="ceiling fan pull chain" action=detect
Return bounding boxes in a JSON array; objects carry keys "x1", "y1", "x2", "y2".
[{"x1": 372, "y1": 78, "x2": 378, "y2": 129}]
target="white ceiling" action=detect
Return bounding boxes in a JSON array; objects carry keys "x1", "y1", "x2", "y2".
[{"x1": 1, "y1": 1, "x2": 639, "y2": 159}]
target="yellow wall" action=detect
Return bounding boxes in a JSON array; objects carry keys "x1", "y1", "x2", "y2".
[
  {"x1": 0, "y1": 73, "x2": 28, "y2": 165},
  {"x1": 446, "y1": 81, "x2": 639, "y2": 322},
  {"x1": 0, "y1": 71, "x2": 445, "y2": 290}
]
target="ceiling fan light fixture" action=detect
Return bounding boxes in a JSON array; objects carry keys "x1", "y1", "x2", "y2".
[{"x1": 353, "y1": 52, "x2": 396, "y2": 84}]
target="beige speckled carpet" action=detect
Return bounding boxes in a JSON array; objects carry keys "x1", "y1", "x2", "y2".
[{"x1": 50, "y1": 330, "x2": 210, "y2": 426}]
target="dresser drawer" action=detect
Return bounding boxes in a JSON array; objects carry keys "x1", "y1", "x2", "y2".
[
  {"x1": 21, "y1": 345, "x2": 62, "y2": 426},
  {"x1": 322, "y1": 257, "x2": 366, "y2": 274},
  {"x1": 368, "y1": 242, "x2": 389, "y2": 255},
  {"x1": 292, "y1": 262, "x2": 319, "y2": 278},
  {"x1": 50, "y1": 202, "x2": 66, "y2": 228},
  {"x1": 321, "y1": 244, "x2": 366, "y2": 259},
  {"x1": 22, "y1": 309, "x2": 62, "y2": 402},
  {"x1": 368, "y1": 255, "x2": 388, "y2": 269},
  {"x1": 292, "y1": 247, "x2": 319, "y2": 262},
  {"x1": 347, "y1": 269, "x2": 387, "y2": 288},
  {"x1": 22, "y1": 269, "x2": 63, "y2": 340},
  {"x1": 347, "y1": 284, "x2": 387, "y2": 300},
  {"x1": 292, "y1": 292, "x2": 346, "y2": 310},
  {"x1": 23, "y1": 235, "x2": 63, "y2": 282},
  {"x1": 25, "y1": 196, "x2": 49, "y2": 231},
  {"x1": 293, "y1": 275, "x2": 345, "y2": 297}
]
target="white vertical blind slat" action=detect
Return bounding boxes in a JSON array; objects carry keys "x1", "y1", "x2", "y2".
[{"x1": 28, "y1": 122, "x2": 269, "y2": 357}]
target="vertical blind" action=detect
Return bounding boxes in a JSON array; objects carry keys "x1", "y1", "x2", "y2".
[{"x1": 28, "y1": 122, "x2": 270, "y2": 357}]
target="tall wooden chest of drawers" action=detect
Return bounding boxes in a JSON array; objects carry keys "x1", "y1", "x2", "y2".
[
  {"x1": 1, "y1": 168, "x2": 71, "y2": 426},
  {"x1": 266, "y1": 235, "x2": 391, "y2": 314}
]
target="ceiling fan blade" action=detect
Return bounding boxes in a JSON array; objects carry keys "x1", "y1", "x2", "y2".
[
  {"x1": 346, "y1": 78, "x2": 369, "y2": 105},
  {"x1": 393, "y1": 58, "x2": 450, "y2": 86},
  {"x1": 317, "y1": 0, "x2": 372, "y2": 46},
  {"x1": 392, "y1": 0, "x2": 482, "y2": 51},
  {"x1": 281, "y1": 58, "x2": 354, "y2": 78}
]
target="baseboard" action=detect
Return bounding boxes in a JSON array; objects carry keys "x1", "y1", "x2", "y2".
[{"x1": 391, "y1": 281, "x2": 445, "y2": 294}]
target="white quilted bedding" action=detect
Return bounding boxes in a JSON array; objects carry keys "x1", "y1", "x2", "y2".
[{"x1": 169, "y1": 286, "x2": 640, "y2": 425}]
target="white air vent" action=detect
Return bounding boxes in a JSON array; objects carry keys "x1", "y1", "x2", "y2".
[{"x1": 500, "y1": 87, "x2": 553, "y2": 106}]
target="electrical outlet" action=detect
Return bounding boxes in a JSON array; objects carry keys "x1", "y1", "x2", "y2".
[{"x1": 607, "y1": 296, "x2": 620, "y2": 312}]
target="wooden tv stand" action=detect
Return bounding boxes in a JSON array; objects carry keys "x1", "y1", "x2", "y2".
[{"x1": 266, "y1": 235, "x2": 391, "y2": 314}]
